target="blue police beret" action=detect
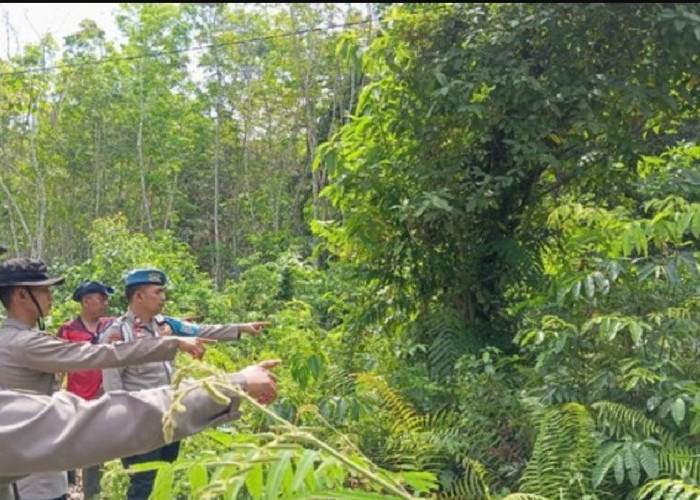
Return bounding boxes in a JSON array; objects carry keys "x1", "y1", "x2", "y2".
[
  {"x1": 125, "y1": 268, "x2": 167, "y2": 287},
  {"x1": 72, "y1": 281, "x2": 115, "y2": 301}
]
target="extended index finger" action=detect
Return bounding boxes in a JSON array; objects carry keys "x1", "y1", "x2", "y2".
[
  {"x1": 197, "y1": 337, "x2": 218, "y2": 344},
  {"x1": 258, "y1": 359, "x2": 282, "y2": 369}
]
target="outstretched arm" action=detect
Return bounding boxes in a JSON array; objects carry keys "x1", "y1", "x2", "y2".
[
  {"x1": 164, "y1": 317, "x2": 271, "y2": 342},
  {"x1": 0, "y1": 360, "x2": 281, "y2": 481}
]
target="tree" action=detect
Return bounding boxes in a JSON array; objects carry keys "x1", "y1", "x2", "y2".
[{"x1": 316, "y1": 3, "x2": 700, "y2": 374}]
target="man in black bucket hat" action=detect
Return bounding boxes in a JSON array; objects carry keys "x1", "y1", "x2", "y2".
[
  {"x1": 0, "y1": 258, "x2": 64, "y2": 332},
  {"x1": 0, "y1": 257, "x2": 216, "y2": 500}
]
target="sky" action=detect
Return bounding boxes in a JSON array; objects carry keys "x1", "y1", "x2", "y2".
[{"x1": 0, "y1": 3, "x2": 122, "y2": 57}]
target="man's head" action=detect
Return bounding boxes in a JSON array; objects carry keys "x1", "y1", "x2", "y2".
[
  {"x1": 73, "y1": 281, "x2": 114, "y2": 319},
  {"x1": 124, "y1": 268, "x2": 167, "y2": 318},
  {"x1": 0, "y1": 257, "x2": 64, "y2": 325}
]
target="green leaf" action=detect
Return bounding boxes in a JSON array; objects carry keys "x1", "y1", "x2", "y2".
[
  {"x1": 572, "y1": 280, "x2": 581, "y2": 300},
  {"x1": 584, "y1": 275, "x2": 595, "y2": 298},
  {"x1": 692, "y1": 209, "x2": 700, "y2": 237},
  {"x1": 629, "y1": 321, "x2": 642, "y2": 344},
  {"x1": 188, "y1": 463, "x2": 208, "y2": 496},
  {"x1": 265, "y1": 451, "x2": 293, "y2": 500},
  {"x1": 639, "y1": 446, "x2": 659, "y2": 479},
  {"x1": 400, "y1": 470, "x2": 439, "y2": 493},
  {"x1": 671, "y1": 397, "x2": 686, "y2": 426},
  {"x1": 225, "y1": 477, "x2": 247, "y2": 500},
  {"x1": 614, "y1": 453, "x2": 625, "y2": 484},
  {"x1": 690, "y1": 412, "x2": 700, "y2": 435},
  {"x1": 246, "y1": 463, "x2": 264, "y2": 500},
  {"x1": 151, "y1": 464, "x2": 175, "y2": 500},
  {"x1": 592, "y1": 451, "x2": 618, "y2": 487},
  {"x1": 291, "y1": 450, "x2": 319, "y2": 493},
  {"x1": 205, "y1": 429, "x2": 233, "y2": 447},
  {"x1": 658, "y1": 398, "x2": 673, "y2": 419},
  {"x1": 624, "y1": 445, "x2": 640, "y2": 486},
  {"x1": 433, "y1": 68, "x2": 448, "y2": 86}
]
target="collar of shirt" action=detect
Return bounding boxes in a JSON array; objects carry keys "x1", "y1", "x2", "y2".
[{"x1": 124, "y1": 308, "x2": 159, "y2": 335}]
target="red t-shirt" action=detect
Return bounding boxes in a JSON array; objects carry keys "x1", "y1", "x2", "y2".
[{"x1": 58, "y1": 316, "x2": 115, "y2": 400}]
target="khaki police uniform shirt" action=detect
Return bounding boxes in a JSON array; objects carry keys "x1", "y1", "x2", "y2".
[
  {"x1": 0, "y1": 374, "x2": 246, "y2": 500},
  {"x1": 101, "y1": 309, "x2": 242, "y2": 393},
  {"x1": 0, "y1": 317, "x2": 181, "y2": 500}
]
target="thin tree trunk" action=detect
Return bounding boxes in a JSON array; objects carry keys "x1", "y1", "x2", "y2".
[
  {"x1": 212, "y1": 82, "x2": 223, "y2": 287},
  {"x1": 94, "y1": 120, "x2": 102, "y2": 219},
  {"x1": 163, "y1": 170, "x2": 178, "y2": 230},
  {"x1": 4, "y1": 203, "x2": 19, "y2": 256},
  {"x1": 137, "y1": 60, "x2": 153, "y2": 232},
  {"x1": 28, "y1": 113, "x2": 45, "y2": 259},
  {"x1": 0, "y1": 175, "x2": 30, "y2": 253}
]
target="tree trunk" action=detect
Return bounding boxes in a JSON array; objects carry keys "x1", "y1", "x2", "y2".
[
  {"x1": 28, "y1": 113, "x2": 45, "y2": 259},
  {"x1": 0, "y1": 174, "x2": 31, "y2": 254},
  {"x1": 137, "y1": 60, "x2": 153, "y2": 233},
  {"x1": 93, "y1": 120, "x2": 102, "y2": 219}
]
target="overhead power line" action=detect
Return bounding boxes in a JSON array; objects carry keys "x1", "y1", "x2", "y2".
[{"x1": 0, "y1": 17, "x2": 372, "y2": 78}]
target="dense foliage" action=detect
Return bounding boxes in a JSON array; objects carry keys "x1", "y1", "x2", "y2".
[{"x1": 3, "y1": 2, "x2": 700, "y2": 499}]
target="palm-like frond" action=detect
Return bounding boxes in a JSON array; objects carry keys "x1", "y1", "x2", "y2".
[
  {"x1": 658, "y1": 447, "x2": 700, "y2": 483},
  {"x1": 592, "y1": 401, "x2": 673, "y2": 444},
  {"x1": 412, "y1": 305, "x2": 479, "y2": 381},
  {"x1": 636, "y1": 478, "x2": 700, "y2": 499},
  {"x1": 519, "y1": 403, "x2": 596, "y2": 499},
  {"x1": 437, "y1": 457, "x2": 494, "y2": 500}
]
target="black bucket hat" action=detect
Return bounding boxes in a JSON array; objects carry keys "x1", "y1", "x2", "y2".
[{"x1": 0, "y1": 258, "x2": 65, "y2": 287}]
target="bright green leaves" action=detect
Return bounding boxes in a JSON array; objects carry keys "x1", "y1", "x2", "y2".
[
  {"x1": 148, "y1": 441, "x2": 423, "y2": 500},
  {"x1": 555, "y1": 271, "x2": 613, "y2": 305},
  {"x1": 289, "y1": 351, "x2": 328, "y2": 389},
  {"x1": 582, "y1": 315, "x2": 651, "y2": 345}
]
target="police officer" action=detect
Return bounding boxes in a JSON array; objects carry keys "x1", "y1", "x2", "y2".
[
  {"x1": 0, "y1": 257, "x2": 214, "y2": 500},
  {"x1": 0, "y1": 358, "x2": 281, "y2": 500},
  {"x1": 100, "y1": 268, "x2": 272, "y2": 500}
]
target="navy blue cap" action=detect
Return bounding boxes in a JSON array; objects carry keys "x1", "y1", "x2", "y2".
[
  {"x1": 72, "y1": 281, "x2": 115, "y2": 302},
  {"x1": 125, "y1": 268, "x2": 167, "y2": 287}
]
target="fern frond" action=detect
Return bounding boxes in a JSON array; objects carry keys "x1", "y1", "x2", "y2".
[
  {"x1": 519, "y1": 403, "x2": 596, "y2": 500},
  {"x1": 636, "y1": 478, "x2": 700, "y2": 499},
  {"x1": 592, "y1": 401, "x2": 674, "y2": 444},
  {"x1": 355, "y1": 372, "x2": 468, "y2": 482},
  {"x1": 438, "y1": 457, "x2": 493, "y2": 500},
  {"x1": 416, "y1": 306, "x2": 476, "y2": 381},
  {"x1": 356, "y1": 373, "x2": 423, "y2": 436},
  {"x1": 427, "y1": 327, "x2": 467, "y2": 381},
  {"x1": 325, "y1": 365, "x2": 357, "y2": 395},
  {"x1": 658, "y1": 447, "x2": 700, "y2": 482}
]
